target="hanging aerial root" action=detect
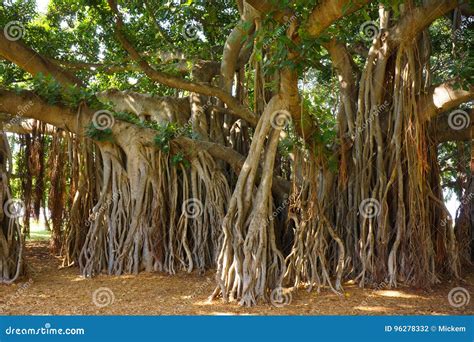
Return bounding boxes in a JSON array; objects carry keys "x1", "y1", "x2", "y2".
[
  {"x1": 284, "y1": 152, "x2": 345, "y2": 294},
  {"x1": 212, "y1": 95, "x2": 287, "y2": 306},
  {"x1": 77, "y1": 130, "x2": 230, "y2": 277},
  {"x1": 0, "y1": 132, "x2": 24, "y2": 284}
]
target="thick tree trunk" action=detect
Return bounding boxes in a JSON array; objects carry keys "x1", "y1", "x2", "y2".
[{"x1": 0, "y1": 130, "x2": 23, "y2": 283}]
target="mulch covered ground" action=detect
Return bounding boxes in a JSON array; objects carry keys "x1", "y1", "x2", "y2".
[{"x1": 1, "y1": 241, "x2": 473, "y2": 315}]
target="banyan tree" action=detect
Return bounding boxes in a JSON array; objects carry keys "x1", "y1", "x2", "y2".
[{"x1": 0, "y1": 0, "x2": 472, "y2": 305}]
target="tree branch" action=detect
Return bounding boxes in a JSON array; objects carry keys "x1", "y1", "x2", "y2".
[
  {"x1": 106, "y1": 0, "x2": 258, "y2": 127},
  {"x1": 306, "y1": 0, "x2": 373, "y2": 38},
  {"x1": 419, "y1": 81, "x2": 474, "y2": 121},
  {"x1": 430, "y1": 108, "x2": 473, "y2": 143},
  {"x1": 0, "y1": 33, "x2": 83, "y2": 87},
  {"x1": 386, "y1": 0, "x2": 459, "y2": 54},
  {"x1": 0, "y1": 89, "x2": 259, "y2": 182}
]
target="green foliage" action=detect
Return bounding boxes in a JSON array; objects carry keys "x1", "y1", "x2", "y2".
[
  {"x1": 438, "y1": 141, "x2": 471, "y2": 200},
  {"x1": 113, "y1": 111, "x2": 141, "y2": 125},
  {"x1": 1, "y1": 0, "x2": 471, "y2": 201},
  {"x1": 31, "y1": 73, "x2": 61, "y2": 104},
  {"x1": 85, "y1": 122, "x2": 113, "y2": 142},
  {"x1": 30, "y1": 73, "x2": 103, "y2": 108},
  {"x1": 171, "y1": 152, "x2": 191, "y2": 169},
  {"x1": 153, "y1": 122, "x2": 194, "y2": 168}
]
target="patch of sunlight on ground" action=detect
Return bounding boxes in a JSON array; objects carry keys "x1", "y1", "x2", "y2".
[
  {"x1": 71, "y1": 277, "x2": 87, "y2": 282},
  {"x1": 194, "y1": 300, "x2": 213, "y2": 305},
  {"x1": 211, "y1": 312, "x2": 254, "y2": 316},
  {"x1": 354, "y1": 306, "x2": 392, "y2": 312},
  {"x1": 375, "y1": 290, "x2": 421, "y2": 299},
  {"x1": 398, "y1": 304, "x2": 415, "y2": 309}
]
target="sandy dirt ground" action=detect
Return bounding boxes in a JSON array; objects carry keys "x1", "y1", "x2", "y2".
[{"x1": 1, "y1": 241, "x2": 473, "y2": 315}]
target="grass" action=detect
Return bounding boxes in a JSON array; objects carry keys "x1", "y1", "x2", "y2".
[
  {"x1": 27, "y1": 219, "x2": 51, "y2": 241},
  {"x1": 28, "y1": 229, "x2": 51, "y2": 241}
]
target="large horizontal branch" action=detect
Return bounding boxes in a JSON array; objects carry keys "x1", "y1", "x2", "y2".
[
  {"x1": 306, "y1": 0, "x2": 373, "y2": 38},
  {"x1": 0, "y1": 114, "x2": 57, "y2": 135},
  {"x1": 0, "y1": 89, "x2": 290, "y2": 189},
  {"x1": 0, "y1": 33, "x2": 82, "y2": 87},
  {"x1": 430, "y1": 108, "x2": 473, "y2": 143},
  {"x1": 419, "y1": 81, "x2": 474, "y2": 121},
  {"x1": 107, "y1": 0, "x2": 258, "y2": 127},
  {"x1": 386, "y1": 0, "x2": 459, "y2": 53}
]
